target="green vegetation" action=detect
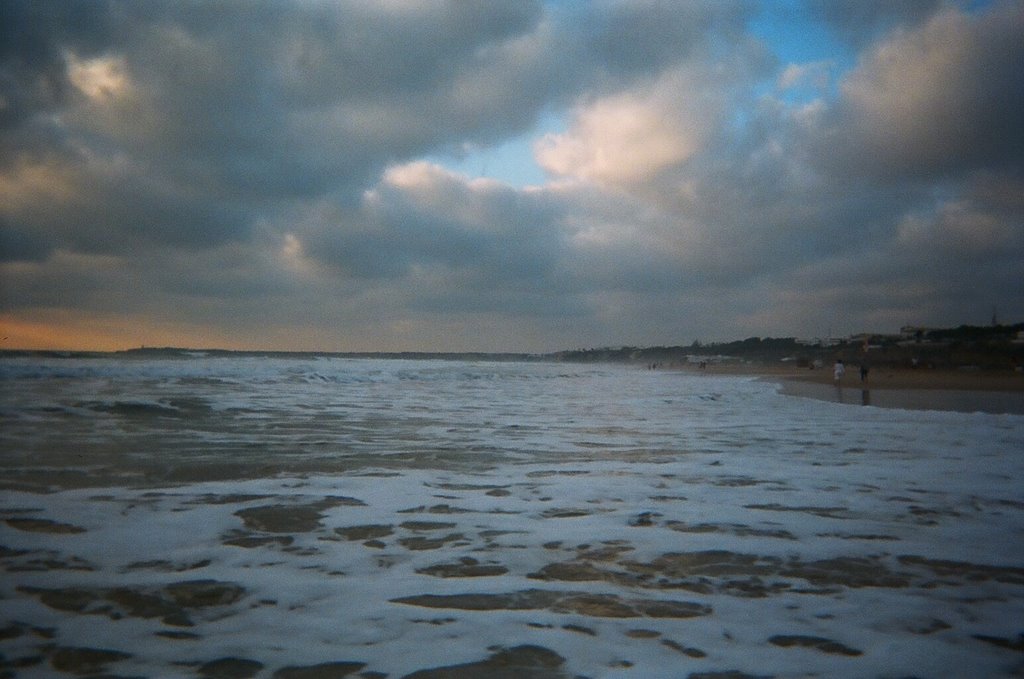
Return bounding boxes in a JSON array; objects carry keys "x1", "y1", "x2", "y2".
[{"x1": 554, "y1": 323, "x2": 1024, "y2": 371}]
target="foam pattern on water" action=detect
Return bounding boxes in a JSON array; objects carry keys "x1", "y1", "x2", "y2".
[{"x1": 1, "y1": 357, "x2": 1023, "y2": 677}]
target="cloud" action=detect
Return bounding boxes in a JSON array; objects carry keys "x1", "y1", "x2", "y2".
[
  {"x1": 811, "y1": 0, "x2": 943, "y2": 47},
  {"x1": 65, "y1": 51, "x2": 128, "y2": 100},
  {"x1": 821, "y1": 2, "x2": 1024, "y2": 178},
  {"x1": 0, "y1": 1, "x2": 116, "y2": 135},
  {"x1": 1, "y1": 1, "x2": 1022, "y2": 351},
  {"x1": 896, "y1": 202, "x2": 1020, "y2": 258},
  {"x1": 777, "y1": 60, "x2": 832, "y2": 91},
  {"x1": 1, "y1": 1, "x2": 560, "y2": 260},
  {"x1": 300, "y1": 162, "x2": 573, "y2": 305},
  {"x1": 535, "y1": 41, "x2": 771, "y2": 187},
  {"x1": 535, "y1": 83, "x2": 700, "y2": 186},
  {"x1": 584, "y1": 0, "x2": 751, "y2": 75}
]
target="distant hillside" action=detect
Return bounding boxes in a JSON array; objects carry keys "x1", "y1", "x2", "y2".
[
  {"x1": 551, "y1": 337, "x2": 804, "y2": 365},
  {"x1": 552, "y1": 323, "x2": 1024, "y2": 370}
]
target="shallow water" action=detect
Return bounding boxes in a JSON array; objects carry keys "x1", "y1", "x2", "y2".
[{"x1": 1, "y1": 357, "x2": 1023, "y2": 677}]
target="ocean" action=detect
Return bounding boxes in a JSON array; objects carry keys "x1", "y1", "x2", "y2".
[{"x1": 1, "y1": 356, "x2": 1023, "y2": 677}]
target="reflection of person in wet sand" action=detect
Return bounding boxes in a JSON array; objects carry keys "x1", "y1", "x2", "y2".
[{"x1": 859, "y1": 360, "x2": 870, "y2": 405}]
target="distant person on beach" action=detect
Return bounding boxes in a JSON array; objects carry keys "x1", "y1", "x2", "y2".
[
  {"x1": 833, "y1": 359, "x2": 845, "y2": 382},
  {"x1": 859, "y1": 363, "x2": 869, "y2": 382}
]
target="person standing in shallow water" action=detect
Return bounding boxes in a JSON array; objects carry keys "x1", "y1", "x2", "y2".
[{"x1": 833, "y1": 359, "x2": 845, "y2": 382}]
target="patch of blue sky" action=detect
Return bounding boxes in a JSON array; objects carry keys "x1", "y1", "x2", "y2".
[
  {"x1": 748, "y1": 0, "x2": 854, "y2": 106},
  {"x1": 428, "y1": 111, "x2": 566, "y2": 189}
]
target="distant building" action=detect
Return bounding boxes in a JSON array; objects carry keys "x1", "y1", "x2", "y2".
[
  {"x1": 900, "y1": 326, "x2": 934, "y2": 341},
  {"x1": 795, "y1": 337, "x2": 841, "y2": 347}
]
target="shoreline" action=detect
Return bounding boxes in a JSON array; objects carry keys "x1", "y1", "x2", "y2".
[
  {"x1": 689, "y1": 362, "x2": 1024, "y2": 392},
  {"x1": 677, "y1": 362, "x2": 1024, "y2": 414}
]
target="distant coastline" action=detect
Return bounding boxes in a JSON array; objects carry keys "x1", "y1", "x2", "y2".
[
  {"x1": 0, "y1": 346, "x2": 546, "y2": 363},
  {"x1": 3, "y1": 322, "x2": 1022, "y2": 387}
]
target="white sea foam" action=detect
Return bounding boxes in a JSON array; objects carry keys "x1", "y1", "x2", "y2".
[{"x1": 1, "y1": 358, "x2": 1022, "y2": 677}]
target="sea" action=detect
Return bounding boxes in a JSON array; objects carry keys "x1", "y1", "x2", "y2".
[{"x1": 1, "y1": 355, "x2": 1023, "y2": 678}]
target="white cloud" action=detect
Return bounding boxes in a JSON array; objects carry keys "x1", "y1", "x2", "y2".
[
  {"x1": 534, "y1": 70, "x2": 713, "y2": 186},
  {"x1": 535, "y1": 96, "x2": 693, "y2": 186},
  {"x1": 777, "y1": 60, "x2": 831, "y2": 90},
  {"x1": 381, "y1": 160, "x2": 445, "y2": 191},
  {"x1": 66, "y1": 52, "x2": 129, "y2": 100}
]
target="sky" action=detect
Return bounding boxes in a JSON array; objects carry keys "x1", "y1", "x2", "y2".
[{"x1": 1, "y1": 0, "x2": 1022, "y2": 352}]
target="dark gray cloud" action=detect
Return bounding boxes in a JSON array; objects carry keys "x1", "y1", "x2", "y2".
[
  {"x1": 0, "y1": 218, "x2": 49, "y2": 262},
  {"x1": 585, "y1": 0, "x2": 752, "y2": 76},
  {"x1": 809, "y1": 0, "x2": 942, "y2": 46},
  {"x1": 816, "y1": 2, "x2": 1024, "y2": 180},
  {"x1": 301, "y1": 164, "x2": 570, "y2": 298},
  {"x1": 0, "y1": 0, "x2": 114, "y2": 133}
]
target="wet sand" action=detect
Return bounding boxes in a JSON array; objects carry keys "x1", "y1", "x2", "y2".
[
  {"x1": 695, "y1": 362, "x2": 1024, "y2": 391},
  {"x1": 782, "y1": 367, "x2": 1023, "y2": 393},
  {"x1": 687, "y1": 363, "x2": 1024, "y2": 414}
]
